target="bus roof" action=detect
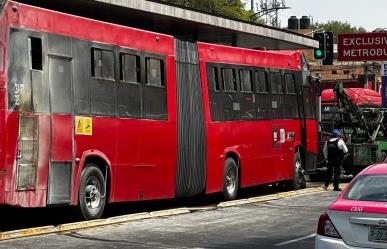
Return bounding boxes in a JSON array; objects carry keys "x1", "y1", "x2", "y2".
[{"x1": 197, "y1": 42, "x2": 302, "y2": 71}]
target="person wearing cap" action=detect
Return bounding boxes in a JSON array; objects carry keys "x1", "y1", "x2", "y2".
[{"x1": 323, "y1": 129, "x2": 349, "y2": 191}]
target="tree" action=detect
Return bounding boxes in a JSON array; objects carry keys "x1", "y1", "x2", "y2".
[
  {"x1": 312, "y1": 21, "x2": 367, "y2": 43},
  {"x1": 158, "y1": 0, "x2": 257, "y2": 22}
]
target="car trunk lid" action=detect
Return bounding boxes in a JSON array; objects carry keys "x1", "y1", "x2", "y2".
[{"x1": 328, "y1": 200, "x2": 387, "y2": 248}]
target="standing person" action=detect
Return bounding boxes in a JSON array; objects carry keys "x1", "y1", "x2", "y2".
[{"x1": 323, "y1": 129, "x2": 348, "y2": 191}]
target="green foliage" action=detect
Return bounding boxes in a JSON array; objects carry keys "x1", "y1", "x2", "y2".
[
  {"x1": 313, "y1": 20, "x2": 367, "y2": 43},
  {"x1": 158, "y1": 0, "x2": 261, "y2": 23}
]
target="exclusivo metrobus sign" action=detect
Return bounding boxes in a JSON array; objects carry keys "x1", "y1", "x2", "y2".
[{"x1": 338, "y1": 32, "x2": 387, "y2": 61}]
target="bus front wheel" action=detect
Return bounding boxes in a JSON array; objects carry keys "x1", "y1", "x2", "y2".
[
  {"x1": 222, "y1": 158, "x2": 239, "y2": 201},
  {"x1": 79, "y1": 164, "x2": 106, "y2": 220}
]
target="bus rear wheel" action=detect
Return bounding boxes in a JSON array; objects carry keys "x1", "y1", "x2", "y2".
[
  {"x1": 222, "y1": 158, "x2": 239, "y2": 201},
  {"x1": 79, "y1": 164, "x2": 106, "y2": 220},
  {"x1": 291, "y1": 151, "x2": 306, "y2": 190},
  {"x1": 284, "y1": 151, "x2": 306, "y2": 190}
]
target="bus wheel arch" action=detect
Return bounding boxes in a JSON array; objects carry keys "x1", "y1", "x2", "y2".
[
  {"x1": 76, "y1": 152, "x2": 112, "y2": 220},
  {"x1": 83, "y1": 155, "x2": 112, "y2": 201},
  {"x1": 222, "y1": 152, "x2": 240, "y2": 201},
  {"x1": 290, "y1": 146, "x2": 306, "y2": 190}
]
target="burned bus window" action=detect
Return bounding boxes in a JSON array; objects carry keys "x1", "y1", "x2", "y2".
[
  {"x1": 206, "y1": 64, "x2": 222, "y2": 121},
  {"x1": 144, "y1": 56, "x2": 167, "y2": 120},
  {"x1": 91, "y1": 48, "x2": 102, "y2": 78},
  {"x1": 285, "y1": 74, "x2": 296, "y2": 94},
  {"x1": 270, "y1": 72, "x2": 284, "y2": 94},
  {"x1": 91, "y1": 48, "x2": 115, "y2": 80},
  {"x1": 212, "y1": 67, "x2": 220, "y2": 91},
  {"x1": 102, "y1": 50, "x2": 115, "y2": 80},
  {"x1": 222, "y1": 68, "x2": 237, "y2": 91},
  {"x1": 90, "y1": 47, "x2": 116, "y2": 116},
  {"x1": 255, "y1": 71, "x2": 268, "y2": 93},
  {"x1": 146, "y1": 58, "x2": 164, "y2": 86},
  {"x1": 29, "y1": 37, "x2": 42, "y2": 70},
  {"x1": 240, "y1": 69, "x2": 253, "y2": 92},
  {"x1": 120, "y1": 53, "x2": 140, "y2": 83}
]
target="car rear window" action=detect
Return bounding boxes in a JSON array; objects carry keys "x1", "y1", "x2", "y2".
[{"x1": 345, "y1": 175, "x2": 387, "y2": 202}]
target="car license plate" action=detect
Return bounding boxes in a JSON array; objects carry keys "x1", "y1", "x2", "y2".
[{"x1": 369, "y1": 227, "x2": 387, "y2": 242}]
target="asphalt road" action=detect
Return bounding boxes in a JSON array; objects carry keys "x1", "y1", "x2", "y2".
[
  {"x1": 0, "y1": 190, "x2": 340, "y2": 249},
  {"x1": 0, "y1": 182, "x2": 324, "y2": 232}
]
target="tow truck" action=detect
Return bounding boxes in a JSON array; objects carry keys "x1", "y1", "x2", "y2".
[{"x1": 315, "y1": 82, "x2": 387, "y2": 178}]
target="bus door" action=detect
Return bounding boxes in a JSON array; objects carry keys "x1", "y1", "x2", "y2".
[
  {"x1": 46, "y1": 35, "x2": 73, "y2": 206},
  {"x1": 281, "y1": 73, "x2": 299, "y2": 177},
  {"x1": 269, "y1": 71, "x2": 286, "y2": 181}
]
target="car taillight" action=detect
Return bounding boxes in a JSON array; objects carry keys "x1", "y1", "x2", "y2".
[{"x1": 317, "y1": 212, "x2": 341, "y2": 238}]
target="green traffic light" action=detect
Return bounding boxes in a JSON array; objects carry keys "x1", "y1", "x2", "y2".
[{"x1": 315, "y1": 50, "x2": 322, "y2": 57}]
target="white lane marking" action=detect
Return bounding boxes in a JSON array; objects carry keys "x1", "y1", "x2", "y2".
[{"x1": 274, "y1": 233, "x2": 316, "y2": 246}]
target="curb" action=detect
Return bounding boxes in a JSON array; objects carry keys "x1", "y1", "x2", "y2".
[
  {"x1": 0, "y1": 208, "x2": 189, "y2": 241},
  {"x1": 218, "y1": 184, "x2": 348, "y2": 208},
  {"x1": 0, "y1": 186, "x2": 345, "y2": 241},
  {"x1": 0, "y1": 226, "x2": 59, "y2": 241}
]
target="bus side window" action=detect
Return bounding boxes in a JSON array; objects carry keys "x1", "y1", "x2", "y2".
[
  {"x1": 120, "y1": 53, "x2": 141, "y2": 83},
  {"x1": 284, "y1": 73, "x2": 299, "y2": 119},
  {"x1": 29, "y1": 37, "x2": 42, "y2": 70},
  {"x1": 239, "y1": 69, "x2": 256, "y2": 120},
  {"x1": 255, "y1": 71, "x2": 270, "y2": 120},
  {"x1": 240, "y1": 69, "x2": 253, "y2": 92},
  {"x1": 285, "y1": 73, "x2": 296, "y2": 94},
  {"x1": 256, "y1": 71, "x2": 268, "y2": 93},
  {"x1": 221, "y1": 67, "x2": 240, "y2": 121},
  {"x1": 118, "y1": 53, "x2": 141, "y2": 118},
  {"x1": 144, "y1": 57, "x2": 167, "y2": 120},
  {"x1": 146, "y1": 58, "x2": 164, "y2": 87},
  {"x1": 91, "y1": 48, "x2": 115, "y2": 80},
  {"x1": 222, "y1": 68, "x2": 237, "y2": 92},
  {"x1": 206, "y1": 64, "x2": 222, "y2": 121},
  {"x1": 213, "y1": 67, "x2": 220, "y2": 91},
  {"x1": 303, "y1": 87, "x2": 316, "y2": 119},
  {"x1": 90, "y1": 47, "x2": 116, "y2": 116},
  {"x1": 28, "y1": 35, "x2": 50, "y2": 113},
  {"x1": 270, "y1": 72, "x2": 284, "y2": 119},
  {"x1": 275, "y1": 73, "x2": 284, "y2": 93}
]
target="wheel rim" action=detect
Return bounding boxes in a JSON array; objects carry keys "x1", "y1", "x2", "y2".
[
  {"x1": 85, "y1": 176, "x2": 102, "y2": 209},
  {"x1": 225, "y1": 167, "x2": 237, "y2": 195},
  {"x1": 294, "y1": 159, "x2": 302, "y2": 184}
]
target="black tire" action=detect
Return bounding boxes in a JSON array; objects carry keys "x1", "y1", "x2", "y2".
[
  {"x1": 287, "y1": 152, "x2": 306, "y2": 190},
  {"x1": 79, "y1": 164, "x2": 106, "y2": 220},
  {"x1": 222, "y1": 158, "x2": 239, "y2": 201}
]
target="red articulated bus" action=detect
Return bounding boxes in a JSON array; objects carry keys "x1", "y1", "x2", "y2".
[{"x1": 0, "y1": 1, "x2": 318, "y2": 220}]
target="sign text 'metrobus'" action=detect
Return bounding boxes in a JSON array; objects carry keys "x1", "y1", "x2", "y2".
[{"x1": 338, "y1": 32, "x2": 387, "y2": 61}]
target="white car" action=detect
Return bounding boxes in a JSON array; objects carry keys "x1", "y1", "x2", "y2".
[{"x1": 315, "y1": 163, "x2": 387, "y2": 249}]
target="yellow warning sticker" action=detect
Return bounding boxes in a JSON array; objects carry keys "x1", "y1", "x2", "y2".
[
  {"x1": 75, "y1": 116, "x2": 84, "y2": 135},
  {"x1": 84, "y1": 117, "x2": 93, "y2": 136}
]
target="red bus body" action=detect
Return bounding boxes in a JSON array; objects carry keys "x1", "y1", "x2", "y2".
[{"x1": 0, "y1": 2, "x2": 318, "y2": 211}]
